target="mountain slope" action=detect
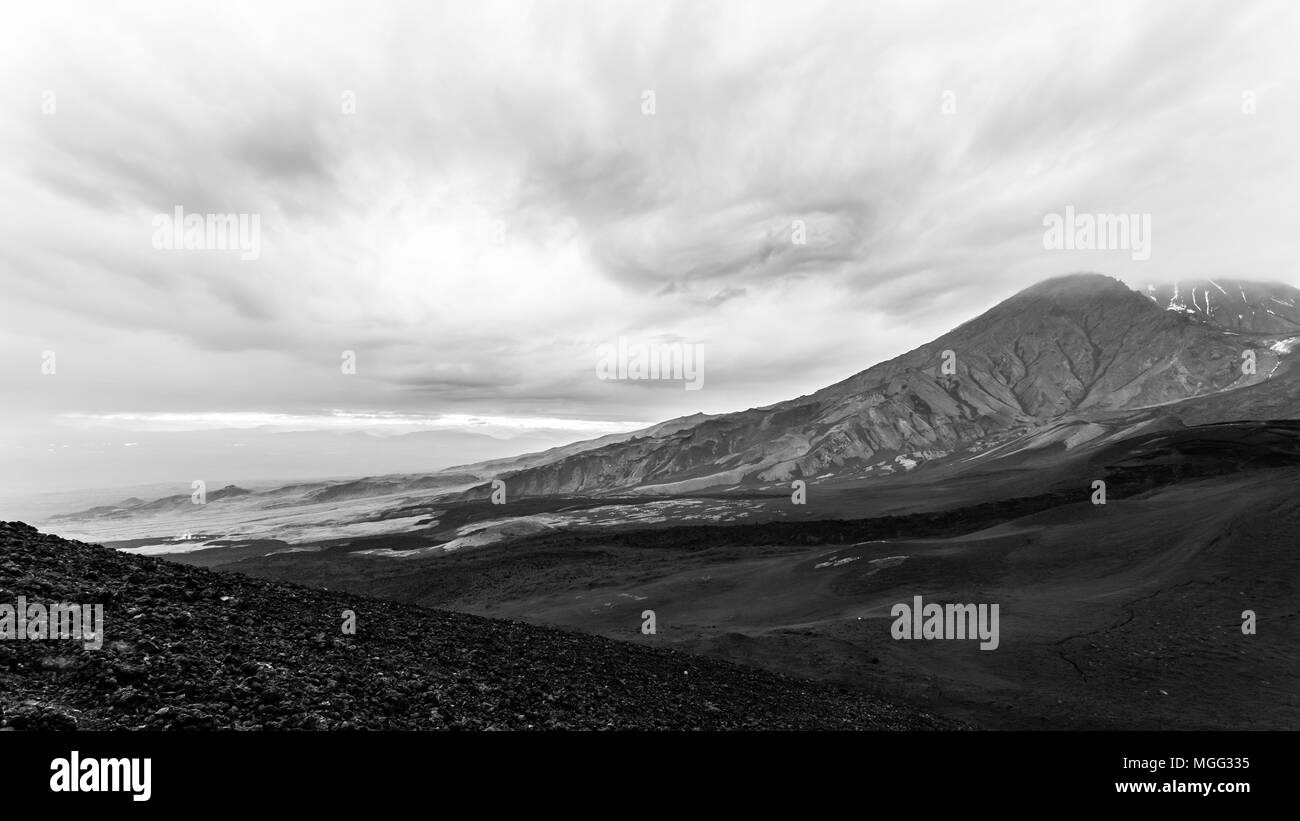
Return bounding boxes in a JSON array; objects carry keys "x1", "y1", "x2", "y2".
[
  {"x1": 487, "y1": 274, "x2": 1263, "y2": 497},
  {"x1": 444, "y1": 413, "x2": 718, "y2": 477}
]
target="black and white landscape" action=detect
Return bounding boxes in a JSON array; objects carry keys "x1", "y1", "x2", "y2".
[{"x1": 2, "y1": 1, "x2": 1299, "y2": 733}]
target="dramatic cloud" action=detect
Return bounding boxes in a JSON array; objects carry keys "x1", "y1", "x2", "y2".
[{"x1": 1, "y1": 0, "x2": 1298, "y2": 492}]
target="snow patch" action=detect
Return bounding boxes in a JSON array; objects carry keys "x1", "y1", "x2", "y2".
[
  {"x1": 814, "y1": 555, "x2": 862, "y2": 569},
  {"x1": 118, "y1": 541, "x2": 222, "y2": 556}
]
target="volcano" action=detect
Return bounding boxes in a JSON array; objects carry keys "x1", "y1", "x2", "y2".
[{"x1": 470, "y1": 273, "x2": 1292, "y2": 497}]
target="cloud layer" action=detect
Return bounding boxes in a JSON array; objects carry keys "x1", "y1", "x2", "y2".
[{"x1": 2, "y1": 0, "x2": 1298, "y2": 492}]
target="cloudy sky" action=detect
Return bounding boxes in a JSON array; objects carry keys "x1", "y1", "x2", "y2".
[{"x1": 2, "y1": 0, "x2": 1298, "y2": 495}]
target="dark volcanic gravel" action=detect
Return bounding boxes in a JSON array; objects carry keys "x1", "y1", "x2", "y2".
[{"x1": 0, "y1": 522, "x2": 955, "y2": 730}]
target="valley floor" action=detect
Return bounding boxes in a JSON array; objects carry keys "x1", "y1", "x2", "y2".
[{"x1": 203, "y1": 466, "x2": 1300, "y2": 730}]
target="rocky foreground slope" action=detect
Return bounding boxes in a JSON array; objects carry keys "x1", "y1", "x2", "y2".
[{"x1": 0, "y1": 522, "x2": 952, "y2": 730}]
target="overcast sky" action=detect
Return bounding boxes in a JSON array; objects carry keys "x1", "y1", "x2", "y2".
[{"x1": 2, "y1": 0, "x2": 1298, "y2": 495}]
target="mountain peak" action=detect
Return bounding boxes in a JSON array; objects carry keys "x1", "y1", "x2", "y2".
[{"x1": 1015, "y1": 272, "x2": 1135, "y2": 301}]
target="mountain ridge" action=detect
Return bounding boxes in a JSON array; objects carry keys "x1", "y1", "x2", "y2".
[
  {"x1": 1144, "y1": 277, "x2": 1300, "y2": 333},
  {"x1": 478, "y1": 274, "x2": 1284, "y2": 497}
]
